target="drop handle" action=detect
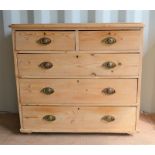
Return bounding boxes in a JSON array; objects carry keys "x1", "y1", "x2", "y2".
[
  {"x1": 39, "y1": 61, "x2": 53, "y2": 69},
  {"x1": 43, "y1": 115, "x2": 56, "y2": 121},
  {"x1": 102, "y1": 115, "x2": 115, "y2": 122},
  {"x1": 38, "y1": 37, "x2": 51, "y2": 45},
  {"x1": 102, "y1": 37, "x2": 116, "y2": 45},
  {"x1": 102, "y1": 87, "x2": 116, "y2": 95},
  {"x1": 41, "y1": 87, "x2": 54, "y2": 95},
  {"x1": 103, "y1": 61, "x2": 116, "y2": 69}
]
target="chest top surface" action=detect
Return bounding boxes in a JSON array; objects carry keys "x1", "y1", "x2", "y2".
[{"x1": 10, "y1": 23, "x2": 144, "y2": 30}]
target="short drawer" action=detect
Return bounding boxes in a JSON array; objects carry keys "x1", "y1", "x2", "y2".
[
  {"x1": 22, "y1": 106, "x2": 136, "y2": 133},
  {"x1": 19, "y1": 79, "x2": 137, "y2": 105},
  {"x1": 15, "y1": 31, "x2": 75, "y2": 51},
  {"x1": 79, "y1": 31, "x2": 141, "y2": 51},
  {"x1": 17, "y1": 53, "x2": 140, "y2": 78}
]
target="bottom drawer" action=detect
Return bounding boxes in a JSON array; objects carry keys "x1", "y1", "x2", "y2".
[{"x1": 22, "y1": 106, "x2": 136, "y2": 133}]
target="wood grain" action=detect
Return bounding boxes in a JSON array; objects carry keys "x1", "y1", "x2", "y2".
[
  {"x1": 10, "y1": 23, "x2": 144, "y2": 30},
  {"x1": 15, "y1": 31, "x2": 75, "y2": 51},
  {"x1": 12, "y1": 30, "x2": 24, "y2": 129},
  {"x1": 19, "y1": 79, "x2": 137, "y2": 105},
  {"x1": 10, "y1": 23, "x2": 143, "y2": 133},
  {"x1": 79, "y1": 31, "x2": 141, "y2": 51},
  {"x1": 17, "y1": 53, "x2": 140, "y2": 78},
  {"x1": 22, "y1": 106, "x2": 136, "y2": 133}
]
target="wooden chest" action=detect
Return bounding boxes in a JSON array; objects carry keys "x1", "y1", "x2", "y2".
[{"x1": 10, "y1": 23, "x2": 143, "y2": 133}]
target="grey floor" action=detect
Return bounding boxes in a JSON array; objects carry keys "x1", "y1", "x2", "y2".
[{"x1": 0, "y1": 113, "x2": 155, "y2": 144}]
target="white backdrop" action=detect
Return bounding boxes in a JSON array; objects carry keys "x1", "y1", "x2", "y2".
[{"x1": 0, "y1": 10, "x2": 155, "y2": 113}]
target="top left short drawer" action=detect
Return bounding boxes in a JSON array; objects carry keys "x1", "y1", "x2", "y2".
[{"x1": 15, "y1": 31, "x2": 75, "y2": 51}]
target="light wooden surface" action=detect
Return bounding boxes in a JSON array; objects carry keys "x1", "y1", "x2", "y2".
[
  {"x1": 10, "y1": 23, "x2": 144, "y2": 30},
  {"x1": 79, "y1": 31, "x2": 141, "y2": 51},
  {"x1": 16, "y1": 50, "x2": 141, "y2": 54},
  {"x1": 12, "y1": 29, "x2": 24, "y2": 128},
  {"x1": 10, "y1": 23, "x2": 143, "y2": 133},
  {"x1": 17, "y1": 53, "x2": 140, "y2": 78},
  {"x1": 22, "y1": 106, "x2": 136, "y2": 133},
  {"x1": 135, "y1": 28, "x2": 143, "y2": 130},
  {"x1": 15, "y1": 31, "x2": 75, "y2": 51},
  {"x1": 19, "y1": 79, "x2": 137, "y2": 105}
]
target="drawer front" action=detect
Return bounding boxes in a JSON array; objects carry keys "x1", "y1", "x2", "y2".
[
  {"x1": 19, "y1": 79, "x2": 137, "y2": 105},
  {"x1": 15, "y1": 31, "x2": 75, "y2": 50},
  {"x1": 18, "y1": 54, "x2": 140, "y2": 78},
  {"x1": 22, "y1": 106, "x2": 136, "y2": 132},
  {"x1": 79, "y1": 31, "x2": 141, "y2": 51}
]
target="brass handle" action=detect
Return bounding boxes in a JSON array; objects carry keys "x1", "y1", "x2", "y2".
[
  {"x1": 39, "y1": 62, "x2": 53, "y2": 69},
  {"x1": 102, "y1": 37, "x2": 116, "y2": 45},
  {"x1": 102, "y1": 87, "x2": 116, "y2": 95},
  {"x1": 43, "y1": 115, "x2": 56, "y2": 121},
  {"x1": 103, "y1": 61, "x2": 116, "y2": 69},
  {"x1": 38, "y1": 37, "x2": 51, "y2": 45},
  {"x1": 41, "y1": 87, "x2": 54, "y2": 95},
  {"x1": 102, "y1": 115, "x2": 115, "y2": 122}
]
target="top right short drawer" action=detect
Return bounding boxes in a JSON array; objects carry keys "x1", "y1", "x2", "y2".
[{"x1": 79, "y1": 31, "x2": 141, "y2": 51}]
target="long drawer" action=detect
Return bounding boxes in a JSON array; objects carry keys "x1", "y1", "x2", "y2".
[
  {"x1": 79, "y1": 31, "x2": 141, "y2": 51},
  {"x1": 17, "y1": 53, "x2": 140, "y2": 78},
  {"x1": 19, "y1": 79, "x2": 137, "y2": 105},
  {"x1": 22, "y1": 106, "x2": 136, "y2": 132},
  {"x1": 15, "y1": 31, "x2": 75, "y2": 51}
]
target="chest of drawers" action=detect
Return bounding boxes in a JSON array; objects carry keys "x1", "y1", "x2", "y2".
[{"x1": 10, "y1": 23, "x2": 143, "y2": 133}]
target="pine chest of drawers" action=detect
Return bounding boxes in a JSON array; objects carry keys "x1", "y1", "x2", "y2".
[{"x1": 10, "y1": 23, "x2": 143, "y2": 133}]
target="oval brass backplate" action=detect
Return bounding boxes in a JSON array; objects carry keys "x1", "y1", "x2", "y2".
[
  {"x1": 102, "y1": 115, "x2": 115, "y2": 122},
  {"x1": 41, "y1": 87, "x2": 54, "y2": 95},
  {"x1": 39, "y1": 62, "x2": 53, "y2": 69},
  {"x1": 102, "y1": 61, "x2": 116, "y2": 69},
  {"x1": 102, "y1": 87, "x2": 116, "y2": 95},
  {"x1": 38, "y1": 37, "x2": 51, "y2": 45},
  {"x1": 43, "y1": 115, "x2": 56, "y2": 121},
  {"x1": 102, "y1": 37, "x2": 116, "y2": 45}
]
